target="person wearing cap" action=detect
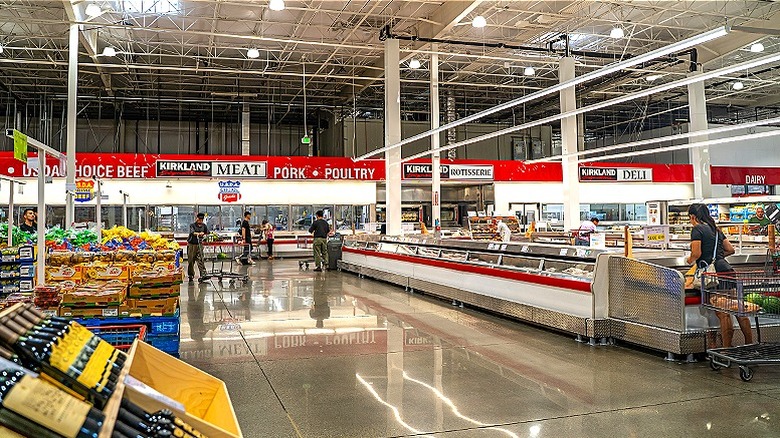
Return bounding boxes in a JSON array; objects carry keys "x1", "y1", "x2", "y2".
[
  {"x1": 187, "y1": 212, "x2": 209, "y2": 282},
  {"x1": 575, "y1": 217, "x2": 599, "y2": 246}
]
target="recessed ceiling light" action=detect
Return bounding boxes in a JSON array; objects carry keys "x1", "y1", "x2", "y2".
[
  {"x1": 472, "y1": 15, "x2": 487, "y2": 28},
  {"x1": 269, "y1": 0, "x2": 285, "y2": 11},
  {"x1": 610, "y1": 27, "x2": 625, "y2": 39},
  {"x1": 524, "y1": 67, "x2": 535, "y2": 76},
  {"x1": 645, "y1": 75, "x2": 661, "y2": 82},
  {"x1": 732, "y1": 81, "x2": 744, "y2": 90},
  {"x1": 750, "y1": 42, "x2": 765, "y2": 53},
  {"x1": 247, "y1": 48, "x2": 260, "y2": 59},
  {"x1": 85, "y1": 3, "x2": 102, "y2": 18},
  {"x1": 101, "y1": 46, "x2": 116, "y2": 57},
  {"x1": 409, "y1": 59, "x2": 421, "y2": 69}
]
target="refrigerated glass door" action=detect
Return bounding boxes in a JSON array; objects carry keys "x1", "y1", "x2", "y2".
[
  {"x1": 291, "y1": 205, "x2": 314, "y2": 231},
  {"x1": 199, "y1": 205, "x2": 222, "y2": 230},
  {"x1": 173, "y1": 205, "x2": 196, "y2": 234}
]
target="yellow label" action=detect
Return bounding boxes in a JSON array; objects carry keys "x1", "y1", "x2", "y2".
[
  {"x1": 3, "y1": 375, "x2": 92, "y2": 438},
  {"x1": 75, "y1": 341, "x2": 112, "y2": 390},
  {"x1": 48, "y1": 333, "x2": 92, "y2": 374},
  {"x1": 647, "y1": 233, "x2": 665, "y2": 241}
]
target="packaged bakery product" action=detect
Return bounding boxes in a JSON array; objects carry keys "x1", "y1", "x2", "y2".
[
  {"x1": 93, "y1": 251, "x2": 115, "y2": 264},
  {"x1": 136, "y1": 250, "x2": 157, "y2": 264},
  {"x1": 114, "y1": 250, "x2": 136, "y2": 263},
  {"x1": 70, "y1": 252, "x2": 95, "y2": 265},
  {"x1": 47, "y1": 251, "x2": 74, "y2": 267}
]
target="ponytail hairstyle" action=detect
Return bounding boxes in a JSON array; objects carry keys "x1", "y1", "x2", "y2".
[{"x1": 687, "y1": 203, "x2": 717, "y2": 231}]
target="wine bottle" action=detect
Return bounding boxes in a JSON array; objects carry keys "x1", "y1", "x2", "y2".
[
  {"x1": 0, "y1": 325, "x2": 112, "y2": 408},
  {"x1": 113, "y1": 420, "x2": 152, "y2": 438},
  {"x1": 0, "y1": 369, "x2": 104, "y2": 438},
  {"x1": 119, "y1": 399, "x2": 201, "y2": 438}
]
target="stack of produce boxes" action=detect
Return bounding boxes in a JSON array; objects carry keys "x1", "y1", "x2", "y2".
[
  {"x1": 0, "y1": 246, "x2": 35, "y2": 303},
  {"x1": 42, "y1": 248, "x2": 183, "y2": 355}
]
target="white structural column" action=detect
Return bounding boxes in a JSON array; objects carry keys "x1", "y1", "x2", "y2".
[
  {"x1": 559, "y1": 57, "x2": 580, "y2": 232},
  {"x1": 384, "y1": 38, "x2": 402, "y2": 236},
  {"x1": 430, "y1": 44, "x2": 441, "y2": 236},
  {"x1": 65, "y1": 23, "x2": 79, "y2": 227},
  {"x1": 241, "y1": 102, "x2": 250, "y2": 156},
  {"x1": 687, "y1": 66, "x2": 712, "y2": 198}
]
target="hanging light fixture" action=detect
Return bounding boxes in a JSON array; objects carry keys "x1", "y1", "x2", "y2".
[
  {"x1": 523, "y1": 66, "x2": 535, "y2": 76},
  {"x1": 750, "y1": 42, "x2": 765, "y2": 53},
  {"x1": 645, "y1": 75, "x2": 661, "y2": 82},
  {"x1": 247, "y1": 48, "x2": 260, "y2": 59},
  {"x1": 101, "y1": 46, "x2": 116, "y2": 57},
  {"x1": 269, "y1": 0, "x2": 285, "y2": 11},
  {"x1": 0, "y1": 45, "x2": 4, "y2": 54},
  {"x1": 610, "y1": 27, "x2": 625, "y2": 39},
  {"x1": 472, "y1": 15, "x2": 487, "y2": 28},
  {"x1": 732, "y1": 81, "x2": 744, "y2": 90},
  {"x1": 409, "y1": 59, "x2": 421, "y2": 69},
  {"x1": 85, "y1": 3, "x2": 102, "y2": 17}
]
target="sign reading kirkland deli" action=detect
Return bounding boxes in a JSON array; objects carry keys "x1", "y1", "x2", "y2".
[
  {"x1": 403, "y1": 163, "x2": 494, "y2": 180},
  {"x1": 579, "y1": 167, "x2": 653, "y2": 182},
  {"x1": 157, "y1": 161, "x2": 267, "y2": 178}
]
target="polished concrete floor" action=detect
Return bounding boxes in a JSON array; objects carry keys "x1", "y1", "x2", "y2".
[{"x1": 179, "y1": 259, "x2": 780, "y2": 438}]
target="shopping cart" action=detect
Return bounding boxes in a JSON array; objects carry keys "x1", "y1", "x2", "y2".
[
  {"x1": 297, "y1": 235, "x2": 314, "y2": 270},
  {"x1": 86, "y1": 324, "x2": 147, "y2": 352},
  {"x1": 202, "y1": 240, "x2": 249, "y2": 285},
  {"x1": 702, "y1": 270, "x2": 780, "y2": 381}
]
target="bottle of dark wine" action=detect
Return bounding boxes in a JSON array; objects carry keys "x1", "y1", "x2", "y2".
[
  {"x1": 119, "y1": 399, "x2": 201, "y2": 438},
  {"x1": 0, "y1": 324, "x2": 113, "y2": 408},
  {"x1": 0, "y1": 368, "x2": 104, "y2": 438}
]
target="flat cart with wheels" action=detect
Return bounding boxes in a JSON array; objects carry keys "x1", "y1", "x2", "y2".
[
  {"x1": 202, "y1": 240, "x2": 249, "y2": 285},
  {"x1": 297, "y1": 235, "x2": 314, "y2": 270},
  {"x1": 702, "y1": 270, "x2": 780, "y2": 381}
]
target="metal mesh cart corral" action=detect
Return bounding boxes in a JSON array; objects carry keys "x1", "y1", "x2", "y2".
[
  {"x1": 202, "y1": 240, "x2": 249, "y2": 285},
  {"x1": 297, "y1": 235, "x2": 314, "y2": 270},
  {"x1": 702, "y1": 270, "x2": 780, "y2": 381}
]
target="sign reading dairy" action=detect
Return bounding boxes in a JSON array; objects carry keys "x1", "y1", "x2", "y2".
[
  {"x1": 74, "y1": 179, "x2": 95, "y2": 203},
  {"x1": 217, "y1": 180, "x2": 241, "y2": 203},
  {"x1": 579, "y1": 167, "x2": 653, "y2": 182}
]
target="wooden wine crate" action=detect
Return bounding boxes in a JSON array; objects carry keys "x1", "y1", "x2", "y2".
[{"x1": 122, "y1": 340, "x2": 242, "y2": 438}]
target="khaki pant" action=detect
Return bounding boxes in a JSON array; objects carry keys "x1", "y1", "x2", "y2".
[
  {"x1": 313, "y1": 237, "x2": 328, "y2": 269},
  {"x1": 188, "y1": 243, "x2": 207, "y2": 278}
]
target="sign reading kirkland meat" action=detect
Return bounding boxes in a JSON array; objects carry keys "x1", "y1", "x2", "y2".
[
  {"x1": 403, "y1": 163, "x2": 494, "y2": 180},
  {"x1": 579, "y1": 167, "x2": 653, "y2": 182}
]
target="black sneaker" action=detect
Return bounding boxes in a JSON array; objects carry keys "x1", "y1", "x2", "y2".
[
  {"x1": 198, "y1": 277, "x2": 208, "y2": 283},
  {"x1": 313, "y1": 268, "x2": 322, "y2": 272},
  {"x1": 188, "y1": 277, "x2": 194, "y2": 282}
]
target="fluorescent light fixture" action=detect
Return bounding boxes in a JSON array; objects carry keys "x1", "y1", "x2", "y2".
[
  {"x1": 246, "y1": 48, "x2": 260, "y2": 59},
  {"x1": 732, "y1": 81, "x2": 744, "y2": 90},
  {"x1": 0, "y1": 45, "x2": 4, "y2": 54},
  {"x1": 472, "y1": 15, "x2": 487, "y2": 28},
  {"x1": 354, "y1": 25, "x2": 729, "y2": 161},
  {"x1": 269, "y1": 0, "x2": 285, "y2": 11},
  {"x1": 750, "y1": 42, "x2": 764, "y2": 53},
  {"x1": 610, "y1": 27, "x2": 625, "y2": 39},
  {"x1": 645, "y1": 74, "x2": 661, "y2": 82},
  {"x1": 524, "y1": 66, "x2": 535, "y2": 76},
  {"x1": 85, "y1": 3, "x2": 102, "y2": 17},
  {"x1": 101, "y1": 46, "x2": 116, "y2": 57},
  {"x1": 546, "y1": 115, "x2": 780, "y2": 163},
  {"x1": 402, "y1": 50, "x2": 780, "y2": 163},
  {"x1": 581, "y1": 129, "x2": 780, "y2": 163},
  {"x1": 409, "y1": 58, "x2": 421, "y2": 69}
]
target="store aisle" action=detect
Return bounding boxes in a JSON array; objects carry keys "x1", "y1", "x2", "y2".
[{"x1": 179, "y1": 260, "x2": 780, "y2": 438}]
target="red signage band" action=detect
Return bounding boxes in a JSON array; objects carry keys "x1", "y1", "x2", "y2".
[
  {"x1": 0, "y1": 152, "x2": 693, "y2": 183},
  {"x1": 710, "y1": 166, "x2": 780, "y2": 185}
]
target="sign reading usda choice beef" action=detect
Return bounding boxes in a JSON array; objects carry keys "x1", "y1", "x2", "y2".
[
  {"x1": 157, "y1": 160, "x2": 267, "y2": 178},
  {"x1": 579, "y1": 167, "x2": 653, "y2": 182}
]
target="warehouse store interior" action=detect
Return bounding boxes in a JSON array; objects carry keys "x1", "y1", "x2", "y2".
[{"x1": 1, "y1": 1, "x2": 780, "y2": 437}]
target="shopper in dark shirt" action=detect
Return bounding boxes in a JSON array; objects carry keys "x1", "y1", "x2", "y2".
[
  {"x1": 19, "y1": 208, "x2": 37, "y2": 234},
  {"x1": 187, "y1": 213, "x2": 209, "y2": 282},
  {"x1": 236, "y1": 211, "x2": 254, "y2": 265},
  {"x1": 309, "y1": 210, "x2": 330, "y2": 271},
  {"x1": 685, "y1": 203, "x2": 752, "y2": 348}
]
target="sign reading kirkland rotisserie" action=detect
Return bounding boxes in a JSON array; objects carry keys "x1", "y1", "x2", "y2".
[
  {"x1": 579, "y1": 167, "x2": 653, "y2": 182},
  {"x1": 402, "y1": 163, "x2": 494, "y2": 180}
]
